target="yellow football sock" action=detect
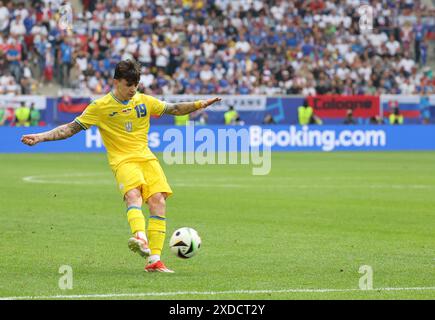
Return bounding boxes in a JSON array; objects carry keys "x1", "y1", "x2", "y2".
[
  {"x1": 147, "y1": 216, "x2": 166, "y2": 256},
  {"x1": 127, "y1": 206, "x2": 146, "y2": 235}
]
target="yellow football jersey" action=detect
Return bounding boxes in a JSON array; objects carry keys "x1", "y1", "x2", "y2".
[{"x1": 75, "y1": 92, "x2": 166, "y2": 171}]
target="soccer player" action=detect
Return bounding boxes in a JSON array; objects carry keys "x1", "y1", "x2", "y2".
[{"x1": 21, "y1": 60, "x2": 222, "y2": 273}]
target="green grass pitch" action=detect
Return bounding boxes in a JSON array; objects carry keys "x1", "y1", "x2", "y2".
[{"x1": 0, "y1": 152, "x2": 434, "y2": 300}]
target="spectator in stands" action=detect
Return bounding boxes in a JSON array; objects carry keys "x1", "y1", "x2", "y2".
[
  {"x1": 15, "y1": 102, "x2": 31, "y2": 127},
  {"x1": 419, "y1": 94, "x2": 431, "y2": 125},
  {"x1": 0, "y1": 107, "x2": 5, "y2": 125},
  {"x1": 43, "y1": 42, "x2": 54, "y2": 84},
  {"x1": 343, "y1": 109, "x2": 356, "y2": 125},
  {"x1": 60, "y1": 37, "x2": 73, "y2": 87},
  {"x1": 385, "y1": 34, "x2": 400, "y2": 57},
  {"x1": 370, "y1": 116, "x2": 385, "y2": 125},
  {"x1": 6, "y1": 36, "x2": 22, "y2": 82},
  {"x1": 310, "y1": 114, "x2": 323, "y2": 125},
  {"x1": 10, "y1": 14, "x2": 26, "y2": 37},
  {"x1": 414, "y1": 16, "x2": 425, "y2": 65},
  {"x1": 234, "y1": 114, "x2": 245, "y2": 126},
  {"x1": 3, "y1": 107, "x2": 14, "y2": 126},
  {"x1": 20, "y1": 60, "x2": 34, "y2": 94},
  {"x1": 0, "y1": 0, "x2": 433, "y2": 97},
  {"x1": 5, "y1": 77, "x2": 20, "y2": 95},
  {"x1": 263, "y1": 114, "x2": 276, "y2": 125},
  {"x1": 0, "y1": 1, "x2": 9, "y2": 33},
  {"x1": 29, "y1": 103, "x2": 41, "y2": 126},
  {"x1": 191, "y1": 109, "x2": 208, "y2": 125},
  {"x1": 419, "y1": 39, "x2": 428, "y2": 67}
]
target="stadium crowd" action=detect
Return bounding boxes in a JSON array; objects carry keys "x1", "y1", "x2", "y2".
[{"x1": 0, "y1": 0, "x2": 434, "y2": 97}]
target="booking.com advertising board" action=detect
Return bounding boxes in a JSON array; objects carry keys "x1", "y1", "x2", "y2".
[{"x1": 2, "y1": 125, "x2": 435, "y2": 153}]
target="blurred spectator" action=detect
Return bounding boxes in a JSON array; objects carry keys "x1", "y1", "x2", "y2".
[
  {"x1": 419, "y1": 39, "x2": 428, "y2": 67},
  {"x1": 224, "y1": 106, "x2": 238, "y2": 125},
  {"x1": 10, "y1": 14, "x2": 26, "y2": 37},
  {"x1": 263, "y1": 114, "x2": 276, "y2": 125},
  {"x1": 389, "y1": 107, "x2": 404, "y2": 125},
  {"x1": 6, "y1": 37, "x2": 22, "y2": 81},
  {"x1": 419, "y1": 94, "x2": 431, "y2": 124},
  {"x1": 343, "y1": 109, "x2": 356, "y2": 125},
  {"x1": 3, "y1": 107, "x2": 15, "y2": 125},
  {"x1": 15, "y1": 102, "x2": 30, "y2": 127},
  {"x1": 20, "y1": 60, "x2": 35, "y2": 94},
  {"x1": 414, "y1": 16, "x2": 425, "y2": 65},
  {"x1": 29, "y1": 103, "x2": 41, "y2": 126},
  {"x1": 311, "y1": 114, "x2": 323, "y2": 125},
  {"x1": 234, "y1": 114, "x2": 245, "y2": 126},
  {"x1": 0, "y1": 107, "x2": 5, "y2": 125},
  {"x1": 0, "y1": 2, "x2": 9, "y2": 33},
  {"x1": 0, "y1": 71, "x2": 20, "y2": 95},
  {"x1": 369, "y1": 116, "x2": 385, "y2": 125},
  {"x1": 386, "y1": 35, "x2": 400, "y2": 57},
  {"x1": 43, "y1": 42, "x2": 54, "y2": 83},
  {"x1": 191, "y1": 109, "x2": 208, "y2": 125},
  {"x1": 60, "y1": 38, "x2": 73, "y2": 87}
]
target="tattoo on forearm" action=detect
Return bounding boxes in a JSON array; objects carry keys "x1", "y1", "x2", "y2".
[
  {"x1": 164, "y1": 102, "x2": 197, "y2": 116},
  {"x1": 41, "y1": 121, "x2": 83, "y2": 142}
]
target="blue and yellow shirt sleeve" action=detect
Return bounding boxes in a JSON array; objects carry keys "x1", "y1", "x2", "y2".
[{"x1": 75, "y1": 101, "x2": 100, "y2": 129}]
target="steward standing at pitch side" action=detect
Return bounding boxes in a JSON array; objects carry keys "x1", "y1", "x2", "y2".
[{"x1": 21, "y1": 59, "x2": 222, "y2": 273}]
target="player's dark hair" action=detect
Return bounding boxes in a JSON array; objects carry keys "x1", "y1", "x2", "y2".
[{"x1": 114, "y1": 60, "x2": 140, "y2": 86}]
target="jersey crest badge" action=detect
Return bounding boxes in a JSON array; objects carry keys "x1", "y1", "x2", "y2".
[{"x1": 125, "y1": 121, "x2": 133, "y2": 132}]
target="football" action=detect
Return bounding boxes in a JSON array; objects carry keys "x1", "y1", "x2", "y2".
[{"x1": 169, "y1": 227, "x2": 202, "y2": 259}]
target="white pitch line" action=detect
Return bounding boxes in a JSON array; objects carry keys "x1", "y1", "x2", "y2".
[
  {"x1": 21, "y1": 174, "x2": 434, "y2": 190},
  {"x1": 1, "y1": 287, "x2": 435, "y2": 300}
]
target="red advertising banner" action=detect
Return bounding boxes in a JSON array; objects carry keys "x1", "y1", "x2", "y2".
[{"x1": 307, "y1": 95, "x2": 380, "y2": 118}]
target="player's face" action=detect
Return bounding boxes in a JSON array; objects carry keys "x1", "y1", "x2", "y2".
[{"x1": 115, "y1": 79, "x2": 139, "y2": 100}]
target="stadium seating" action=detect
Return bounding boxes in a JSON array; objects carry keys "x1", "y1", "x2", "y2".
[{"x1": 0, "y1": 0, "x2": 433, "y2": 97}]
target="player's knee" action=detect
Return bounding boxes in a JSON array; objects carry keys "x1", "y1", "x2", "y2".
[
  {"x1": 147, "y1": 193, "x2": 166, "y2": 214},
  {"x1": 124, "y1": 188, "x2": 142, "y2": 206}
]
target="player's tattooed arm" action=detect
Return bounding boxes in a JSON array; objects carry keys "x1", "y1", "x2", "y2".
[
  {"x1": 21, "y1": 121, "x2": 83, "y2": 146},
  {"x1": 164, "y1": 97, "x2": 222, "y2": 116}
]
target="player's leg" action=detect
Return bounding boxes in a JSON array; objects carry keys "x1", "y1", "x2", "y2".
[
  {"x1": 125, "y1": 188, "x2": 151, "y2": 257},
  {"x1": 144, "y1": 192, "x2": 173, "y2": 272},
  {"x1": 147, "y1": 192, "x2": 167, "y2": 262},
  {"x1": 140, "y1": 159, "x2": 174, "y2": 272},
  {"x1": 115, "y1": 162, "x2": 150, "y2": 258}
]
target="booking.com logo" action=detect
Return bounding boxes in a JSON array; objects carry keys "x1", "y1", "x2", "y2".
[{"x1": 249, "y1": 126, "x2": 386, "y2": 151}]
